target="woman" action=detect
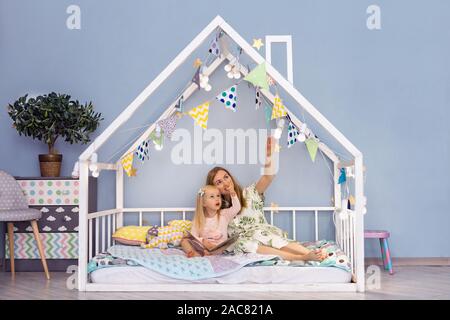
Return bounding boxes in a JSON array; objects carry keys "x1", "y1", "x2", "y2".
[{"x1": 205, "y1": 137, "x2": 324, "y2": 261}]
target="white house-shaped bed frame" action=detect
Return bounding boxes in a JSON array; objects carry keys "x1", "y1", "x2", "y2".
[{"x1": 77, "y1": 16, "x2": 365, "y2": 292}]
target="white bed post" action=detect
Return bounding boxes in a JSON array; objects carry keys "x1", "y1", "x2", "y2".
[
  {"x1": 116, "y1": 164, "x2": 124, "y2": 228},
  {"x1": 354, "y1": 155, "x2": 365, "y2": 292},
  {"x1": 333, "y1": 161, "x2": 342, "y2": 245},
  {"x1": 78, "y1": 160, "x2": 89, "y2": 291}
]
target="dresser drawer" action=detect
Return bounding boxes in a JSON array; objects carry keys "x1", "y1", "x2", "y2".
[
  {"x1": 12, "y1": 205, "x2": 79, "y2": 233},
  {"x1": 5, "y1": 232, "x2": 78, "y2": 259},
  {"x1": 18, "y1": 179, "x2": 79, "y2": 206}
]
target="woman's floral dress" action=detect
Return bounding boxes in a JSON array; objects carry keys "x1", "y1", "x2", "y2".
[{"x1": 227, "y1": 183, "x2": 293, "y2": 253}]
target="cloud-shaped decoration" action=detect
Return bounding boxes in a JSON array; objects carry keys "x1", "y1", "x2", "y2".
[
  {"x1": 64, "y1": 216, "x2": 72, "y2": 221},
  {"x1": 71, "y1": 207, "x2": 79, "y2": 213},
  {"x1": 40, "y1": 207, "x2": 49, "y2": 213},
  {"x1": 74, "y1": 226, "x2": 79, "y2": 231},
  {"x1": 43, "y1": 226, "x2": 52, "y2": 232},
  {"x1": 26, "y1": 226, "x2": 33, "y2": 232},
  {"x1": 56, "y1": 207, "x2": 65, "y2": 213},
  {"x1": 13, "y1": 227, "x2": 18, "y2": 232},
  {"x1": 58, "y1": 226, "x2": 67, "y2": 232},
  {"x1": 47, "y1": 215, "x2": 56, "y2": 222}
]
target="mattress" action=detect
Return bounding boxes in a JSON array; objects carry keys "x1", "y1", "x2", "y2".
[{"x1": 90, "y1": 265, "x2": 352, "y2": 285}]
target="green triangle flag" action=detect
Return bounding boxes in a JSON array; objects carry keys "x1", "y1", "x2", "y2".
[
  {"x1": 244, "y1": 63, "x2": 269, "y2": 90},
  {"x1": 305, "y1": 138, "x2": 319, "y2": 162}
]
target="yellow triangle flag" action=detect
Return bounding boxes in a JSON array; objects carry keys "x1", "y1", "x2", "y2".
[
  {"x1": 271, "y1": 95, "x2": 287, "y2": 120},
  {"x1": 188, "y1": 102, "x2": 210, "y2": 129},
  {"x1": 121, "y1": 153, "x2": 134, "y2": 177}
]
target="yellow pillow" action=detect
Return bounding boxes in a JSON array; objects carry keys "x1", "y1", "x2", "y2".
[
  {"x1": 112, "y1": 226, "x2": 151, "y2": 245},
  {"x1": 168, "y1": 220, "x2": 192, "y2": 233}
]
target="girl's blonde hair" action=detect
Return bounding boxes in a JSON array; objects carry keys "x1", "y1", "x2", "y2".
[{"x1": 193, "y1": 185, "x2": 220, "y2": 232}]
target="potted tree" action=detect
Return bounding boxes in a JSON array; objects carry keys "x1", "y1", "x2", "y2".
[{"x1": 7, "y1": 92, "x2": 103, "y2": 177}]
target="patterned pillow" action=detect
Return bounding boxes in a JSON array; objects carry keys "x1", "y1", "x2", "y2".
[
  {"x1": 112, "y1": 226, "x2": 151, "y2": 245},
  {"x1": 141, "y1": 225, "x2": 184, "y2": 249},
  {"x1": 168, "y1": 219, "x2": 192, "y2": 234}
]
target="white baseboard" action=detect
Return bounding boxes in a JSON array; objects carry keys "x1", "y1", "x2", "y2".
[{"x1": 365, "y1": 257, "x2": 450, "y2": 266}]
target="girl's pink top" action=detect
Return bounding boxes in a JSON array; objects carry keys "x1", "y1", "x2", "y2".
[{"x1": 191, "y1": 195, "x2": 241, "y2": 245}]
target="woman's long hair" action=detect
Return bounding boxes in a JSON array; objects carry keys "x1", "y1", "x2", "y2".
[{"x1": 206, "y1": 167, "x2": 246, "y2": 212}]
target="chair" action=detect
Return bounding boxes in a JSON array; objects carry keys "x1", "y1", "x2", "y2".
[
  {"x1": 364, "y1": 230, "x2": 394, "y2": 275},
  {"x1": 0, "y1": 170, "x2": 50, "y2": 279}
]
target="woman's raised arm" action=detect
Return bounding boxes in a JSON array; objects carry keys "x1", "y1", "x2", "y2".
[{"x1": 256, "y1": 136, "x2": 276, "y2": 194}]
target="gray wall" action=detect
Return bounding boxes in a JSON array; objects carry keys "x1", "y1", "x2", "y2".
[{"x1": 1, "y1": 0, "x2": 449, "y2": 258}]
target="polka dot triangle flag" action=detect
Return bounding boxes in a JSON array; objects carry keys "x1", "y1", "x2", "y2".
[
  {"x1": 188, "y1": 102, "x2": 210, "y2": 129},
  {"x1": 216, "y1": 85, "x2": 237, "y2": 112},
  {"x1": 287, "y1": 121, "x2": 300, "y2": 148},
  {"x1": 157, "y1": 114, "x2": 178, "y2": 139},
  {"x1": 121, "y1": 152, "x2": 135, "y2": 176},
  {"x1": 208, "y1": 35, "x2": 221, "y2": 57},
  {"x1": 135, "y1": 139, "x2": 150, "y2": 162},
  {"x1": 271, "y1": 95, "x2": 288, "y2": 120}
]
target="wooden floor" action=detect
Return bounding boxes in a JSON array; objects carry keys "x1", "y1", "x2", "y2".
[{"x1": 0, "y1": 266, "x2": 449, "y2": 300}]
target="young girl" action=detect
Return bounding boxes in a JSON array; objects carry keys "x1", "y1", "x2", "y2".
[{"x1": 181, "y1": 184, "x2": 241, "y2": 257}]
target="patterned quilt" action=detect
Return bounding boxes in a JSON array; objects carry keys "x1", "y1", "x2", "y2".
[
  {"x1": 248, "y1": 240, "x2": 352, "y2": 272},
  {"x1": 88, "y1": 245, "x2": 277, "y2": 281},
  {"x1": 88, "y1": 240, "x2": 351, "y2": 281}
]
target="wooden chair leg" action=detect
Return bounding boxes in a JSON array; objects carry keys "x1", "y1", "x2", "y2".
[
  {"x1": 30, "y1": 220, "x2": 50, "y2": 280},
  {"x1": 6, "y1": 222, "x2": 15, "y2": 277}
]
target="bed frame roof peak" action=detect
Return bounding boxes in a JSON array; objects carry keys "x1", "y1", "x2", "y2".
[{"x1": 78, "y1": 15, "x2": 361, "y2": 162}]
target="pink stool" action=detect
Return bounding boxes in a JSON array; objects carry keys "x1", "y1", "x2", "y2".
[{"x1": 364, "y1": 230, "x2": 394, "y2": 275}]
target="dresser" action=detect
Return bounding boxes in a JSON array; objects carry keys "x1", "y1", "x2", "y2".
[{"x1": 3, "y1": 176, "x2": 97, "y2": 272}]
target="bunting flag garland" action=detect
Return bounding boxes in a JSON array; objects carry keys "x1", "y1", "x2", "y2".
[
  {"x1": 305, "y1": 138, "x2": 319, "y2": 162},
  {"x1": 192, "y1": 67, "x2": 201, "y2": 88},
  {"x1": 338, "y1": 168, "x2": 347, "y2": 184},
  {"x1": 188, "y1": 102, "x2": 210, "y2": 129},
  {"x1": 255, "y1": 88, "x2": 262, "y2": 110},
  {"x1": 216, "y1": 85, "x2": 237, "y2": 112},
  {"x1": 271, "y1": 95, "x2": 288, "y2": 119},
  {"x1": 175, "y1": 95, "x2": 184, "y2": 113},
  {"x1": 244, "y1": 62, "x2": 269, "y2": 90},
  {"x1": 121, "y1": 153, "x2": 135, "y2": 177},
  {"x1": 287, "y1": 121, "x2": 300, "y2": 148},
  {"x1": 135, "y1": 139, "x2": 150, "y2": 162},
  {"x1": 157, "y1": 114, "x2": 178, "y2": 139}
]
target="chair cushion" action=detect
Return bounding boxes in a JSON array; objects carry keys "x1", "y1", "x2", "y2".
[{"x1": 0, "y1": 208, "x2": 42, "y2": 221}]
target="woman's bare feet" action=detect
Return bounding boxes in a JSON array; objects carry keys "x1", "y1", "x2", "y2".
[{"x1": 294, "y1": 250, "x2": 324, "y2": 262}]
